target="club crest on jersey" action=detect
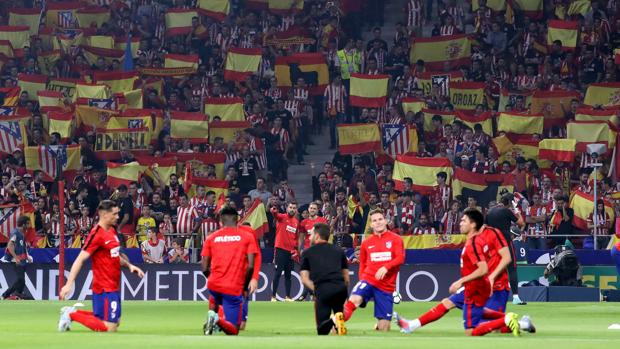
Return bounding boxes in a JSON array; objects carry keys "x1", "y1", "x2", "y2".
[{"x1": 386, "y1": 241, "x2": 392, "y2": 249}]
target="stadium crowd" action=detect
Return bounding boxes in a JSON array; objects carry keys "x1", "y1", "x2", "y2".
[{"x1": 0, "y1": 0, "x2": 619, "y2": 264}]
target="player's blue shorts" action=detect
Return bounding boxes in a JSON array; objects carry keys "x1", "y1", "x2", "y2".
[
  {"x1": 449, "y1": 289, "x2": 508, "y2": 312},
  {"x1": 351, "y1": 280, "x2": 393, "y2": 320},
  {"x1": 242, "y1": 295, "x2": 249, "y2": 322},
  {"x1": 611, "y1": 245, "x2": 620, "y2": 276},
  {"x1": 462, "y1": 302, "x2": 484, "y2": 329},
  {"x1": 92, "y1": 291, "x2": 121, "y2": 323},
  {"x1": 209, "y1": 289, "x2": 244, "y2": 326}
]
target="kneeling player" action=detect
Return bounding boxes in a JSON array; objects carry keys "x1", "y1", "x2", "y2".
[
  {"x1": 202, "y1": 206, "x2": 257, "y2": 336},
  {"x1": 337, "y1": 209, "x2": 404, "y2": 332},
  {"x1": 239, "y1": 222, "x2": 261, "y2": 331}
]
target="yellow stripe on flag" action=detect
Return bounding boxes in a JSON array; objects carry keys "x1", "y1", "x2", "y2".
[
  {"x1": 392, "y1": 156, "x2": 453, "y2": 193},
  {"x1": 497, "y1": 112, "x2": 544, "y2": 135},
  {"x1": 224, "y1": 48, "x2": 262, "y2": 81},
  {"x1": 198, "y1": 0, "x2": 230, "y2": 20},
  {"x1": 567, "y1": 0, "x2": 592, "y2": 15},
  {"x1": 170, "y1": 111, "x2": 209, "y2": 142},
  {"x1": 17, "y1": 74, "x2": 48, "y2": 101},
  {"x1": 47, "y1": 111, "x2": 74, "y2": 139},
  {"x1": 84, "y1": 35, "x2": 114, "y2": 49},
  {"x1": 204, "y1": 97, "x2": 245, "y2": 121},
  {"x1": 410, "y1": 34, "x2": 471, "y2": 70},
  {"x1": 401, "y1": 98, "x2": 426, "y2": 115},
  {"x1": 106, "y1": 161, "x2": 146, "y2": 188},
  {"x1": 584, "y1": 83, "x2": 620, "y2": 107},
  {"x1": 575, "y1": 107, "x2": 619, "y2": 125},
  {"x1": 0, "y1": 26, "x2": 30, "y2": 49},
  {"x1": 539, "y1": 139, "x2": 576, "y2": 162},
  {"x1": 337, "y1": 123, "x2": 381, "y2": 155},
  {"x1": 567, "y1": 121, "x2": 610, "y2": 152},
  {"x1": 93, "y1": 71, "x2": 139, "y2": 94},
  {"x1": 570, "y1": 190, "x2": 615, "y2": 230},
  {"x1": 9, "y1": 9, "x2": 42, "y2": 36},
  {"x1": 349, "y1": 73, "x2": 389, "y2": 108},
  {"x1": 165, "y1": 9, "x2": 200, "y2": 37},
  {"x1": 449, "y1": 82, "x2": 485, "y2": 110},
  {"x1": 209, "y1": 121, "x2": 251, "y2": 143},
  {"x1": 75, "y1": 105, "x2": 118, "y2": 129},
  {"x1": 75, "y1": 83, "x2": 110, "y2": 99},
  {"x1": 37, "y1": 91, "x2": 63, "y2": 110},
  {"x1": 75, "y1": 8, "x2": 111, "y2": 28},
  {"x1": 547, "y1": 20, "x2": 579, "y2": 50},
  {"x1": 422, "y1": 109, "x2": 455, "y2": 132}
]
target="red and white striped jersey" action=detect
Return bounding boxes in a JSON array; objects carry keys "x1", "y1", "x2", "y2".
[
  {"x1": 439, "y1": 25, "x2": 456, "y2": 36},
  {"x1": 406, "y1": 0, "x2": 424, "y2": 28},
  {"x1": 471, "y1": 160, "x2": 492, "y2": 174},
  {"x1": 293, "y1": 87, "x2": 309, "y2": 102},
  {"x1": 366, "y1": 68, "x2": 381, "y2": 75},
  {"x1": 284, "y1": 100, "x2": 303, "y2": 127},
  {"x1": 441, "y1": 211, "x2": 462, "y2": 234},
  {"x1": 324, "y1": 84, "x2": 347, "y2": 114},
  {"x1": 413, "y1": 226, "x2": 437, "y2": 235},
  {"x1": 430, "y1": 185, "x2": 451, "y2": 222},
  {"x1": 526, "y1": 205, "x2": 548, "y2": 236},
  {"x1": 264, "y1": 87, "x2": 284, "y2": 100},
  {"x1": 279, "y1": 16, "x2": 295, "y2": 32},
  {"x1": 271, "y1": 127, "x2": 290, "y2": 152},
  {"x1": 176, "y1": 205, "x2": 198, "y2": 236},
  {"x1": 368, "y1": 50, "x2": 386, "y2": 72},
  {"x1": 215, "y1": 32, "x2": 233, "y2": 54},
  {"x1": 190, "y1": 196, "x2": 209, "y2": 213},
  {"x1": 514, "y1": 75, "x2": 539, "y2": 90},
  {"x1": 200, "y1": 218, "x2": 220, "y2": 239}
]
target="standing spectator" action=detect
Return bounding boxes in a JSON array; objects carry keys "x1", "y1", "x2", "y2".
[{"x1": 1, "y1": 216, "x2": 31, "y2": 300}]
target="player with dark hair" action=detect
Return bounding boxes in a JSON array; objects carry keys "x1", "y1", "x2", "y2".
[
  {"x1": 58, "y1": 200, "x2": 145, "y2": 332},
  {"x1": 2, "y1": 215, "x2": 32, "y2": 300},
  {"x1": 338, "y1": 208, "x2": 404, "y2": 331},
  {"x1": 270, "y1": 202, "x2": 300, "y2": 301},
  {"x1": 202, "y1": 206, "x2": 257, "y2": 336}
]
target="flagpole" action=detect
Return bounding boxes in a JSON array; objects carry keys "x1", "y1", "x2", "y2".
[{"x1": 57, "y1": 157, "x2": 66, "y2": 298}]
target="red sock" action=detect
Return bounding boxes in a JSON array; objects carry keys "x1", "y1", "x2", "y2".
[
  {"x1": 419, "y1": 303, "x2": 449, "y2": 326},
  {"x1": 217, "y1": 307, "x2": 225, "y2": 319},
  {"x1": 500, "y1": 326, "x2": 512, "y2": 333},
  {"x1": 217, "y1": 318, "x2": 239, "y2": 335},
  {"x1": 482, "y1": 308, "x2": 504, "y2": 319},
  {"x1": 75, "y1": 310, "x2": 93, "y2": 316},
  {"x1": 471, "y1": 318, "x2": 506, "y2": 336},
  {"x1": 343, "y1": 300, "x2": 357, "y2": 321},
  {"x1": 69, "y1": 311, "x2": 108, "y2": 332}
]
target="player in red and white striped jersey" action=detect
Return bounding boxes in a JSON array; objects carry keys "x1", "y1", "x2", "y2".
[{"x1": 324, "y1": 76, "x2": 347, "y2": 148}]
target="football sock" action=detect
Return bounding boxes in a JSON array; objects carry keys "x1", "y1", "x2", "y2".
[
  {"x1": 482, "y1": 308, "x2": 505, "y2": 319},
  {"x1": 471, "y1": 318, "x2": 508, "y2": 336},
  {"x1": 343, "y1": 300, "x2": 357, "y2": 321},
  {"x1": 419, "y1": 303, "x2": 449, "y2": 326},
  {"x1": 69, "y1": 311, "x2": 108, "y2": 332},
  {"x1": 216, "y1": 318, "x2": 239, "y2": 335}
]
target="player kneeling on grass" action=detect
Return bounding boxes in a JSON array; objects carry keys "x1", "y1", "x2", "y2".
[
  {"x1": 300, "y1": 222, "x2": 350, "y2": 335},
  {"x1": 238, "y1": 222, "x2": 261, "y2": 331},
  {"x1": 58, "y1": 200, "x2": 145, "y2": 333},
  {"x1": 395, "y1": 222, "x2": 535, "y2": 334},
  {"x1": 337, "y1": 209, "x2": 404, "y2": 332},
  {"x1": 202, "y1": 206, "x2": 257, "y2": 336}
]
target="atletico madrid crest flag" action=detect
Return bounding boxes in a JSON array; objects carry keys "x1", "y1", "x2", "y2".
[
  {"x1": 382, "y1": 124, "x2": 418, "y2": 158},
  {"x1": 416, "y1": 71, "x2": 464, "y2": 97},
  {"x1": 25, "y1": 145, "x2": 81, "y2": 181}
]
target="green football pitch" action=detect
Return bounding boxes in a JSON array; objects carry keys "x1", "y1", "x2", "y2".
[{"x1": 1, "y1": 301, "x2": 619, "y2": 349}]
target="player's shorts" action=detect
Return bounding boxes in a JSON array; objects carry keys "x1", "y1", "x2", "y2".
[
  {"x1": 351, "y1": 280, "x2": 392, "y2": 320},
  {"x1": 462, "y1": 302, "x2": 484, "y2": 329},
  {"x1": 92, "y1": 291, "x2": 121, "y2": 323},
  {"x1": 449, "y1": 289, "x2": 508, "y2": 312},
  {"x1": 209, "y1": 289, "x2": 244, "y2": 326},
  {"x1": 242, "y1": 295, "x2": 249, "y2": 322}
]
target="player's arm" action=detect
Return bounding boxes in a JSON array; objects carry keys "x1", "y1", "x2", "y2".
[
  {"x1": 120, "y1": 252, "x2": 145, "y2": 277},
  {"x1": 60, "y1": 250, "x2": 91, "y2": 300},
  {"x1": 300, "y1": 253, "x2": 314, "y2": 291},
  {"x1": 449, "y1": 260, "x2": 488, "y2": 294},
  {"x1": 487, "y1": 246, "x2": 511, "y2": 285},
  {"x1": 201, "y1": 255, "x2": 211, "y2": 277},
  {"x1": 6, "y1": 239, "x2": 17, "y2": 261},
  {"x1": 297, "y1": 223, "x2": 306, "y2": 251},
  {"x1": 375, "y1": 238, "x2": 405, "y2": 280},
  {"x1": 358, "y1": 243, "x2": 367, "y2": 275},
  {"x1": 511, "y1": 209, "x2": 525, "y2": 228},
  {"x1": 244, "y1": 252, "x2": 255, "y2": 292}
]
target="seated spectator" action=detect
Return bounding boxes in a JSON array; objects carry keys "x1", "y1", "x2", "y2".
[
  {"x1": 141, "y1": 229, "x2": 166, "y2": 264},
  {"x1": 168, "y1": 239, "x2": 189, "y2": 264}
]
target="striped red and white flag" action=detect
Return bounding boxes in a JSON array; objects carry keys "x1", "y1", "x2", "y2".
[
  {"x1": 58, "y1": 11, "x2": 75, "y2": 28},
  {"x1": 0, "y1": 205, "x2": 20, "y2": 239},
  {"x1": 38, "y1": 146, "x2": 68, "y2": 179},
  {"x1": 0, "y1": 121, "x2": 24, "y2": 154},
  {"x1": 382, "y1": 124, "x2": 414, "y2": 158}
]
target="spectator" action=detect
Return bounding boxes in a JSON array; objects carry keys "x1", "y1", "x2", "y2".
[{"x1": 141, "y1": 229, "x2": 166, "y2": 264}]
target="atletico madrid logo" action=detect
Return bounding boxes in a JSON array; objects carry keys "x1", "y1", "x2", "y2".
[
  {"x1": 386, "y1": 241, "x2": 392, "y2": 249},
  {"x1": 608, "y1": 91, "x2": 620, "y2": 106},
  {"x1": 445, "y1": 42, "x2": 462, "y2": 59}
]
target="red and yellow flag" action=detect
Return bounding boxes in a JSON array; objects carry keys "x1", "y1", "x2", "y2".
[
  {"x1": 47, "y1": 111, "x2": 74, "y2": 139},
  {"x1": 0, "y1": 40, "x2": 14, "y2": 58},
  {"x1": 238, "y1": 199, "x2": 269, "y2": 237},
  {"x1": 177, "y1": 152, "x2": 227, "y2": 179},
  {"x1": 567, "y1": 121, "x2": 610, "y2": 152},
  {"x1": 164, "y1": 53, "x2": 199, "y2": 70},
  {"x1": 349, "y1": 73, "x2": 389, "y2": 108},
  {"x1": 81, "y1": 45, "x2": 125, "y2": 65},
  {"x1": 410, "y1": 34, "x2": 471, "y2": 70},
  {"x1": 497, "y1": 112, "x2": 544, "y2": 135},
  {"x1": 75, "y1": 82, "x2": 110, "y2": 99},
  {"x1": 268, "y1": 0, "x2": 304, "y2": 14},
  {"x1": 575, "y1": 107, "x2": 619, "y2": 125},
  {"x1": 449, "y1": 82, "x2": 485, "y2": 110},
  {"x1": 393, "y1": 156, "x2": 452, "y2": 194},
  {"x1": 530, "y1": 89, "x2": 580, "y2": 123},
  {"x1": 498, "y1": 88, "x2": 532, "y2": 112},
  {"x1": 0, "y1": 26, "x2": 30, "y2": 50},
  {"x1": 513, "y1": 0, "x2": 543, "y2": 18},
  {"x1": 46, "y1": 2, "x2": 80, "y2": 28},
  {"x1": 337, "y1": 123, "x2": 381, "y2": 155},
  {"x1": 106, "y1": 161, "x2": 146, "y2": 188},
  {"x1": 186, "y1": 177, "x2": 229, "y2": 199},
  {"x1": 584, "y1": 83, "x2": 620, "y2": 107},
  {"x1": 497, "y1": 137, "x2": 551, "y2": 168},
  {"x1": 9, "y1": 8, "x2": 42, "y2": 36},
  {"x1": 17, "y1": 74, "x2": 48, "y2": 101},
  {"x1": 25, "y1": 145, "x2": 81, "y2": 181},
  {"x1": 123, "y1": 108, "x2": 164, "y2": 138},
  {"x1": 547, "y1": 20, "x2": 579, "y2": 51},
  {"x1": 401, "y1": 97, "x2": 426, "y2": 115},
  {"x1": 83, "y1": 35, "x2": 114, "y2": 49},
  {"x1": 204, "y1": 97, "x2": 245, "y2": 122},
  {"x1": 224, "y1": 47, "x2": 262, "y2": 81},
  {"x1": 165, "y1": 9, "x2": 199, "y2": 37},
  {"x1": 567, "y1": 0, "x2": 592, "y2": 16},
  {"x1": 135, "y1": 155, "x2": 177, "y2": 186},
  {"x1": 94, "y1": 127, "x2": 152, "y2": 161},
  {"x1": 75, "y1": 105, "x2": 117, "y2": 130},
  {"x1": 454, "y1": 110, "x2": 493, "y2": 135},
  {"x1": 274, "y1": 53, "x2": 328, "y2": 95},
  {"x1": 197, "y1": 0, "x2": 230, "y2": 20},
  {"x1": 416, "y1": 70, "x2": 464, "y2": 96},
  {"x1": 93, "y1": 71, "x2": 139, "y2": 94},
  {"x1": 570, "y1": 190, "x2": 614, "y2": 231},
  {"x1": 209, "y1": 121, "x2": 251, "y2": 143},
  {"x1": 37, "y1": 50, "x2": 61, "y2": 75},
  {"x1": 0, "y1": 87, "x2": 20, "y2": 106},
  {"x1": 170, "y1": 111, "x2": 209, "y2": 142},
  {"x1": 421, "y1": 109, "x2": 455, "y2": 132},
  {"x1": 76, "y1": 7, "x2": 110, "y2": 28},
  {"x1": 37, "y1": 90, "x2": 63, "y2": 112},
  {"x1": 539, "y1": 138, "x2": 576, "y2": 162},
  {"x1": 452, "y1": 167, "x2": 514, "y2": 205}
]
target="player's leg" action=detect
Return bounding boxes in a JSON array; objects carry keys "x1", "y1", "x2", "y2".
[
  {"x1": 205, "y1": 291, "x2": 223, "y2": 335},
  {"x1": 329, "y1": 286, "x2": 349, "y2": 335},
  {"x1": 315, "y1": 291, "x2": 336, "y2": 335},
  {"x1": 396, "y1": 294, "x2": 459, "y2": 333},
  {"x1": 216, "y1": 293, "x2": 244, "y2": 335},
  {"x1": 342, "y1": 280, "x2": 371, "y2": 321},
  {"x1": 62, "y1": 292, "x2": 120, "y2": 332},
  {"x1": 3, "y1": 264, "x2": 26, "y2": 298},
  {"x1": 283, "y1": 255, "x2": 293, "y2": 300},
  {"x1": 507, "y1": 241, "x2": 525, "y2": 305},
  {"x1": 464, "y1": 302, "x2": 520, "y2": 337},
  {"x1": 372, "y1": 287, "x2": 393, "y2": 331},
  {"x1": 239, "y1": 295, "x2": 249, "y2": 330},
  {"x1": 272, "y1": 249, "x2": 287, "y2": 301}
]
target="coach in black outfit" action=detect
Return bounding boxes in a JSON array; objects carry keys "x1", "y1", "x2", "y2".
[{"x1": 300, "y1": 223, "x2": 349, "y2": 335}]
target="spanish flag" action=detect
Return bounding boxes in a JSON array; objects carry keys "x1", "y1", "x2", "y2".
[
  {"x1": 497, "y1": 137, "x2": 551, "y2": 168},
  {"x1": 170, "y1": 111, "x2": 209, "y2": 142},
  {"x1": 349, "y1": 73, "x2": 389, "y2": 108},
  {"x1": 492, "y1": 134, "x2": 514, "y2": 156},
  {"x1": 204, "y1": 97, "x2": 245, "y2": 122},
  {"x1": 547, "y1": 20, "x2": 578, "y2": 51},
  {"x1": 0, "y1": 26, "x2": 30, "y2": 49},
  {"x1": 449, "y1": 82, "x2": 485, "y2": 110},
  {"x1": 530, "y1": 89, "x2": 580, "y2": 122},
  {"x1": 165, "y1": 9, "x2": 199, "y2": 37},
  {"x1": 224, "y1": 47, "x2": 262, "y2": 81},
  {"x1": 114, "y1": 35, "x2": 140, "y2": 58},
  {"x1": 209, "y1": 121, "x2": 251, "y2": 143},
  {"x1": 567, "y1": 121, "x2": 610, "y2": 152},
  {"x1": 575, "y1": 107, "x2": 619, "y2": 125},
  {"x1": 393, "y1": 156, "x2": 452, "y2": 194},
  {"x1": 76, "y1": 82, "x2": 110, "y2": 100},
  {"x1": 0, "y1": 40, "x2": 14, "y2": 58},
  {"x1": 452, "y1": 168, "x2": 514, "y2": 206},
  {"x1": 37, "y1": 90, "x2": 63, "y2": 112},
  {"x1": 118, "y1": 89, "x2": 143, "y2": 109},
  {"x1": 75, "y1": 105, "x2": 117, "y2": 130},
  {"x1": 539, "y1": 138, "x2": 576, "y2": 162},
  {"x1": 93, "y1": 71, "x2": 139, "y2": 94},
  {"x1": 135, "y1": 155, "x2": 177, "y2": 186},
  {"x1": 238, "y1": 199, "x2": 269, "y2": 237},
  {"x1": 513, "y1": 0, "x2": 543, "y2": 18},
  {"x1": 46, "y1": 2, "x2": 80, "y2": 28},
  {"x1": 421, "y1": 109, "x2": 456, "y2": 132},
  {"x1": 94, "y1": 127, "x2": 152, "y2": 161},
  {"x1": 274, "y1": 53, "x2": 329, "y2": 95},
  {"x1": 177, "y1": 152, "x2": 227, "y2": 179},
  {"x1": 497, "y1": 112, "x2": 544, "y2": 135},
  {"x1": 123, "y1": 108, "x2": 164, "y2": 138},
  {"x1": 106, "y1": 114, "x2": 154, "y2": 134},
  {"x1": 410, "y1": 34, "x2": 471, "y2": 70},
  {"x1": 47, "y1": 111, "x2": 74, "y2": 139},
  {"x1": 84, "y1": 35, "x2": 114, "y2": 49},
  {"x1": 454, "y1": 110, "x2": 493, "y2": 135},
  {"x1": 416, "y1": 71, "x2": 464, "y2": 96},
  {"x1": 37, "y1": 50, "x2": 61, "y2": 75},
  {"x1": 472, "y1": 0, "x2": 505, "y2": 11},
  {"x1": 198, "y1": 0, "x2": 230, "y2": 20},
  {"x1": 106, "y1": 161, "x2": 146, "y2": 188},
  {"x1": 498, "y1": 89, "x2": 532, "y2": 112},
  {"x1": 75, "y1": 7, "x2": 110, "y2": 28},
  {"x1": 47, "y1": 77, "x2": 81, "y2": 100},
  {"x1": 81, "y1": 45, "x2": 125, "y2": 65},
  {"x1": 570, "y1": 190, "x2": 614, "y2": 231},
  {"x1": 401, "y1": 97, "x2": 426, "y2": 115},
  {"x1": 584, "y1": 83, "x2": 620, "y2": 107},
  {"x1": 185, "y1": 177, "x2": 229, "y2": 199},
  {"x1": 25, "y1": 145, "x2": 81, "y2": 181},
  {"x1": 337, "y1": 123, "x2": 381, "y2": 155},
  {"x1": 8, "y1": 8, "x2": 42, "y2": 36},
  {"x1": 164, "y1": 53, "x2": 199, "y2": 70},
  {"x1": 0, "y1": 87, "x2": 20, "y2": 106},
  {"x1": 268, "y1": 0, "x2": 304, "y2": 14},
  {"x1": 17, "y1": 74, "x2": 48, "y2": 101},
  {"x1": 567, "y1": 0, "x2": 592, "y2": 16}
]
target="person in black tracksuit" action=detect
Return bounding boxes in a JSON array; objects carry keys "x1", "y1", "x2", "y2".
[{"x1": 300, "y1": 223, "x2": 350, "y2": 335}]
